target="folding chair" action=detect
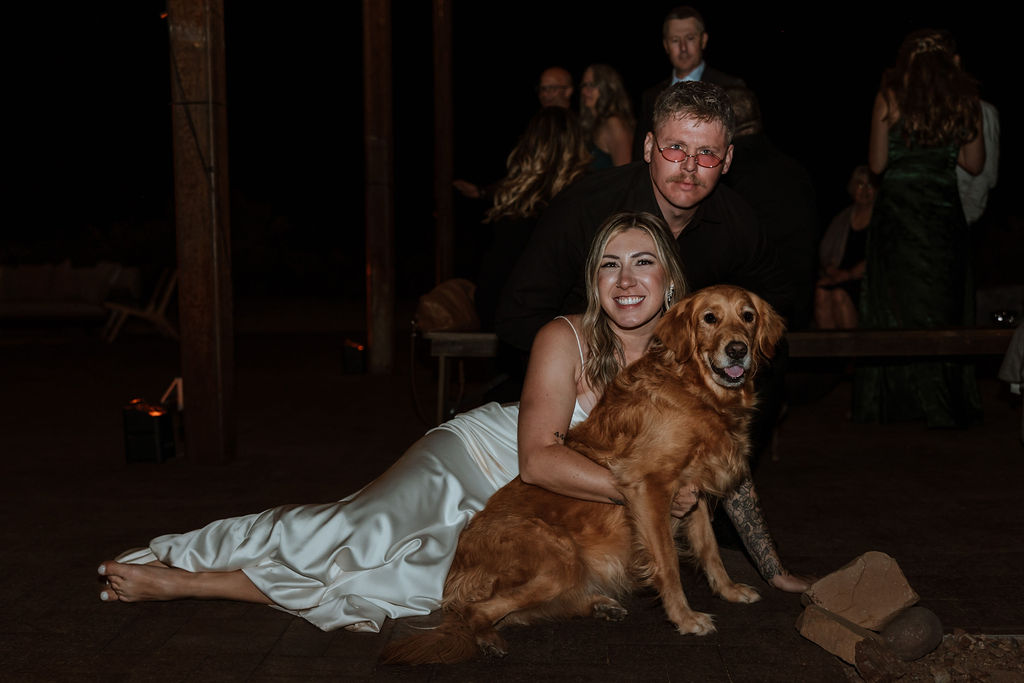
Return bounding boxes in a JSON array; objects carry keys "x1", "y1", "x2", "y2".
[{"x1": 103, "y1": 268, "x2": 179, "y2": 342}]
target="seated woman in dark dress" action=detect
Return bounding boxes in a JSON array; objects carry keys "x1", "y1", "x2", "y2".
[{"x1": 814, "y1": 165, "x2": 877, "y2": 330}]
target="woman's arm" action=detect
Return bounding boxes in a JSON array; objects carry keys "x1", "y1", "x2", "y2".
[
  {"x1": 599, "y1": 117, "x2": 635, "y2": 167},
  {"x1": 957, "y1": 104, "x2": 986, "y2": 175},
  {"x1": 723, "y1": 477, "x2": 812, "y2": 592},
  {"x1": 517, "y1": 319, "x2": 624, "y2": 503},
  {"x1": 868, "y1": 90, "x2": 892, "y2": 175},
  {"x1": 848, "y1": 259, "x2": 866, "y2": 280}
]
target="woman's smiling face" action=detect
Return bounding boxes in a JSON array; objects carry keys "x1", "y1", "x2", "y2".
[{"x1": 598, "y1": 228, "x2": 667, "y2": 332}]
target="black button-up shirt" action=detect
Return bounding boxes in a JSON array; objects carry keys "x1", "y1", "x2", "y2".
[{"x1": 494, "y1": 161, "x2": 795, "y2": 351}]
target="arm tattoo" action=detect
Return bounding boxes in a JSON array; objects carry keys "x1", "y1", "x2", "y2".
[
  {"x1": 723, "y1": 477, "x2": 783, "y2": 581},
  {"x1": 554, "y1": 431, "x2": 566, "y2": 443}
]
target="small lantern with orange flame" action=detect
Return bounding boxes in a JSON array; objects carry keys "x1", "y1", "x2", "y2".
[{"x1": 122, "y1": 397, "x2": 177, "y2": 463}]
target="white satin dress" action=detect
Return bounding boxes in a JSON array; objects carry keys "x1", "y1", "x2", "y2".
[{"x1": 118, "y1": 321, "x2": 590, "y2": 633}]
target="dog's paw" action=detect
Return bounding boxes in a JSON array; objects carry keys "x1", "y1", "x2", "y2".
[
  {"x1": 477, "y1": 634, "x2": 508, "y2": 659},
  {"x1": 718, "y1": 582, "x2": 761, "y2": 604},
  {"x1": 675, "y1": 611, "x2": 716, "y2": 636},
  {"x1": 592, "y1": 600, "x2": 628, "y2": 622}
]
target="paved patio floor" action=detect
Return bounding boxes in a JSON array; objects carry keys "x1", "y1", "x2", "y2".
[{"x1": 1, "y1": 297, "x2": 1021, "y2": 681}]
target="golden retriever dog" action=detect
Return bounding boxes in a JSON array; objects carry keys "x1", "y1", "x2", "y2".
[{"x1": 384, "y1": 285, "x2": 785, "y2": 665}]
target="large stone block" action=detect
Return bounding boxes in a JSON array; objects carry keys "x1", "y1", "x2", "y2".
[
  {"x1": 802, "y1": 551, "x2": 919, "y2": 630},
  {"x1": 796, "y1": 604, "x2": 884, "y2": 665}
]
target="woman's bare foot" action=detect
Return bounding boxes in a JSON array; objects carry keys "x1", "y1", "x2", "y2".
[
  {"x1": 97, "y1": 561, "x2": 190, "y2": 602},
  {"x1": 98, "y1": 560, "x2": 273, "y2": 605}
]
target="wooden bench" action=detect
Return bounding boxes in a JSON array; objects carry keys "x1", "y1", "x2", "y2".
[
  {"x1": 424, "y1": 332, "x2": 501, "y2": 424},
  {"x1": 0, "y1": 261, "x2": 141, "y2": 325},
  {"x1": 424, "y1": 328, "x2": 1016, "y2": 424},
  {"x1": 784, "y1": 327, "x2": 1014, "y2": 357}
]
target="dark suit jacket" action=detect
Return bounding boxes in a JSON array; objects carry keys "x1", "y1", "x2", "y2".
[{"x1": 633, "y1": 66, "x2": 747, "y2": 161}]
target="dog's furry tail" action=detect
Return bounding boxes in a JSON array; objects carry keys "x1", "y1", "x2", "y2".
[{"x1": 380, "y1": 612, "x2": 479, "y2": 665}]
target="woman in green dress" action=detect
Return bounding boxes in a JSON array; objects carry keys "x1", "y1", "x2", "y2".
[{"x1": 853, "y1": 28, "x2": 986, "y2": 428}]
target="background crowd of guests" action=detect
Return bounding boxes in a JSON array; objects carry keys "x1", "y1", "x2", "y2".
[{"x1": 451, "y1": 5, "x2": 1001, "y2": 431}]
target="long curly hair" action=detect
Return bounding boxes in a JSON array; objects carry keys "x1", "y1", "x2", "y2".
[
  {"x1": 881, "y1": 28, "x2": 980, "y2": 148},
  {"x1": 580, "y1": 211, "x2": 687, "y2": 396},
  {"x1": 486, "y1": 107, "x2": 592, "y2": 222},
  {"x1": 578, "y1": 64, "x2": 636, "y2": 137}
]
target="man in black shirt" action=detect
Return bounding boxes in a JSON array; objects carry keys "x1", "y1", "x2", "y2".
[
  {"x1": 494, "y1": 80, "x2": 794, "y2": 477},
  {"x1": 495, "y1": 80, "x2": 795, "y2": 352},
  {"x1": 722, "y1": 86, "x2": 818, "y2": 331}
]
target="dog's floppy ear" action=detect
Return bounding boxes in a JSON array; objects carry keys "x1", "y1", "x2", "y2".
[
  {"x1": 751, "y1": 292, "x2": 786, "y2": 361},
  {"x1": 654, "y1": 291, "x2": 699, "y2": 361}
]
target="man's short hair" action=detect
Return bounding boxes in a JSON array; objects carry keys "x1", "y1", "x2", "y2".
[
  {"x1": 652, "y1": 80, "x2": 735, "y2": 143},
  {"x1": 724, "y1": 86, "x2": 762, "y2": 136},
  {"x1": 662, "y1": 5, "x2": 706, "y2": 36}
]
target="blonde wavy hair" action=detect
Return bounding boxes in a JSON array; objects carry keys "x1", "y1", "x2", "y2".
[
  {"x1": 580, "y1": 211, "x2": 687, "y2": 396},
  {"x1": 486, "y1": 107, "x2": 591, "y2": 222}
]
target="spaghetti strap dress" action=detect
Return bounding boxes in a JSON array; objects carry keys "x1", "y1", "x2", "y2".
[{"x1": 116, "y1": 317, "x2": 590, "y2": 632}]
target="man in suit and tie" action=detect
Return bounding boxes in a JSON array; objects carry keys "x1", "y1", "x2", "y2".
[{"x1": 634, "y1": 5, "x2": 746, "y2": 161}]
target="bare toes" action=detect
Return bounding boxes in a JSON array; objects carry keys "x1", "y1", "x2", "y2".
[{"x1": 92, "y1": 561, "x2": 168, "y2": 602}]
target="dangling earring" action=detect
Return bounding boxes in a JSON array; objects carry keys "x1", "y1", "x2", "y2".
[{"x1": 666, "y1": 283, "x2": 675, "y2": 307}]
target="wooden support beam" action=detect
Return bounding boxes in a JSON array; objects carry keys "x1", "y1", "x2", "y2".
[
  {"x1": 433, "y1": 0, "x2": 454, "y2": 284},
  {"x1": 167, "y1": 0, "x2": 235, "y2": 464},
  {"x1": 363, "y1": 0, "x2": 395, "y2": 373}
]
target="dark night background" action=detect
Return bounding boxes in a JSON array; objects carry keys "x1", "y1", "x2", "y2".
[{"x1": 11, "y1": 2, "x2": 1019, "y2": 309}]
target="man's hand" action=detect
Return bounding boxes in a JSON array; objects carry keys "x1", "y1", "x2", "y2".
[
  {"x1": 770, "y1": 572, "x2": 816, "y2": 593},
  {"x1": 453, "y1": 179, "x2": 482, "y2": 199}
]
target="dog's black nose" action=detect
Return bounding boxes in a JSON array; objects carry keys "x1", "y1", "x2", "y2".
[{"x1": 725, "y1": 341, "x2": 748, "y2": 360}]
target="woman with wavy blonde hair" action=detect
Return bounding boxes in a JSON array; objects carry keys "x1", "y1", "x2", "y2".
[
  {"x1": 579, "y1": 211, "x2": 686, "y2": 395},
  {"x1": 854, "y1": 28, "x2": 985, "y2": 428},
  {"x1": 95, "y1": 210, "x2": 811, "y2": 638},
  {"x1": 475, "y1": 107, "x2": 591, "y2": 330},
  {"x1": 485, "y1": 106, "x2": 591, "y2": 223}
]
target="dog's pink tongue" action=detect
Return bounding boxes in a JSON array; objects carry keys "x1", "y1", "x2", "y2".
[{"x1": 725, "y1": 365, "x2": 745, "y2": 378}]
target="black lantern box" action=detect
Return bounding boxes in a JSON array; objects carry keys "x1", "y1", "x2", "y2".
[{"x1": 123, "y1": 398, "x2": 176, "y2": 463}]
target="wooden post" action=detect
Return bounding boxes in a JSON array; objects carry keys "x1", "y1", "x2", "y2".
[
  {"x1": 433, "y1": 0, "x2": 454, "y2": 284},
  {"x1": 167, "y1": 0, "x2": 235, "y2": 464},
  {"x1": 363, "y1": 0, "x2": 395, "y2": 373}
]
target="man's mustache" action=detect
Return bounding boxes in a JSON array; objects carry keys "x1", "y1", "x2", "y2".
[{"x1": 668, "y1": 172, "x2": 703, "y2": 186}]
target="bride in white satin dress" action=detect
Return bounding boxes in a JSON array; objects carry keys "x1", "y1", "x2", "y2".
[{"x1": 98, "y1": 212, "x2": 811, "y2": 633}]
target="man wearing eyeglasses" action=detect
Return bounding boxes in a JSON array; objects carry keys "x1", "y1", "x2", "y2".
[
  {"x1": 494, "y1": 81, "x2": 796, "y2": 545},
  {"x1": 536, "y1": 66, "x2": 574, "y2": 109},
  {"x1": 495, "y1": 80, "x2": 794, "y2": 353},
  {"x1": 454, "y1": 66, "x2": 575, "y2": 203}
]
